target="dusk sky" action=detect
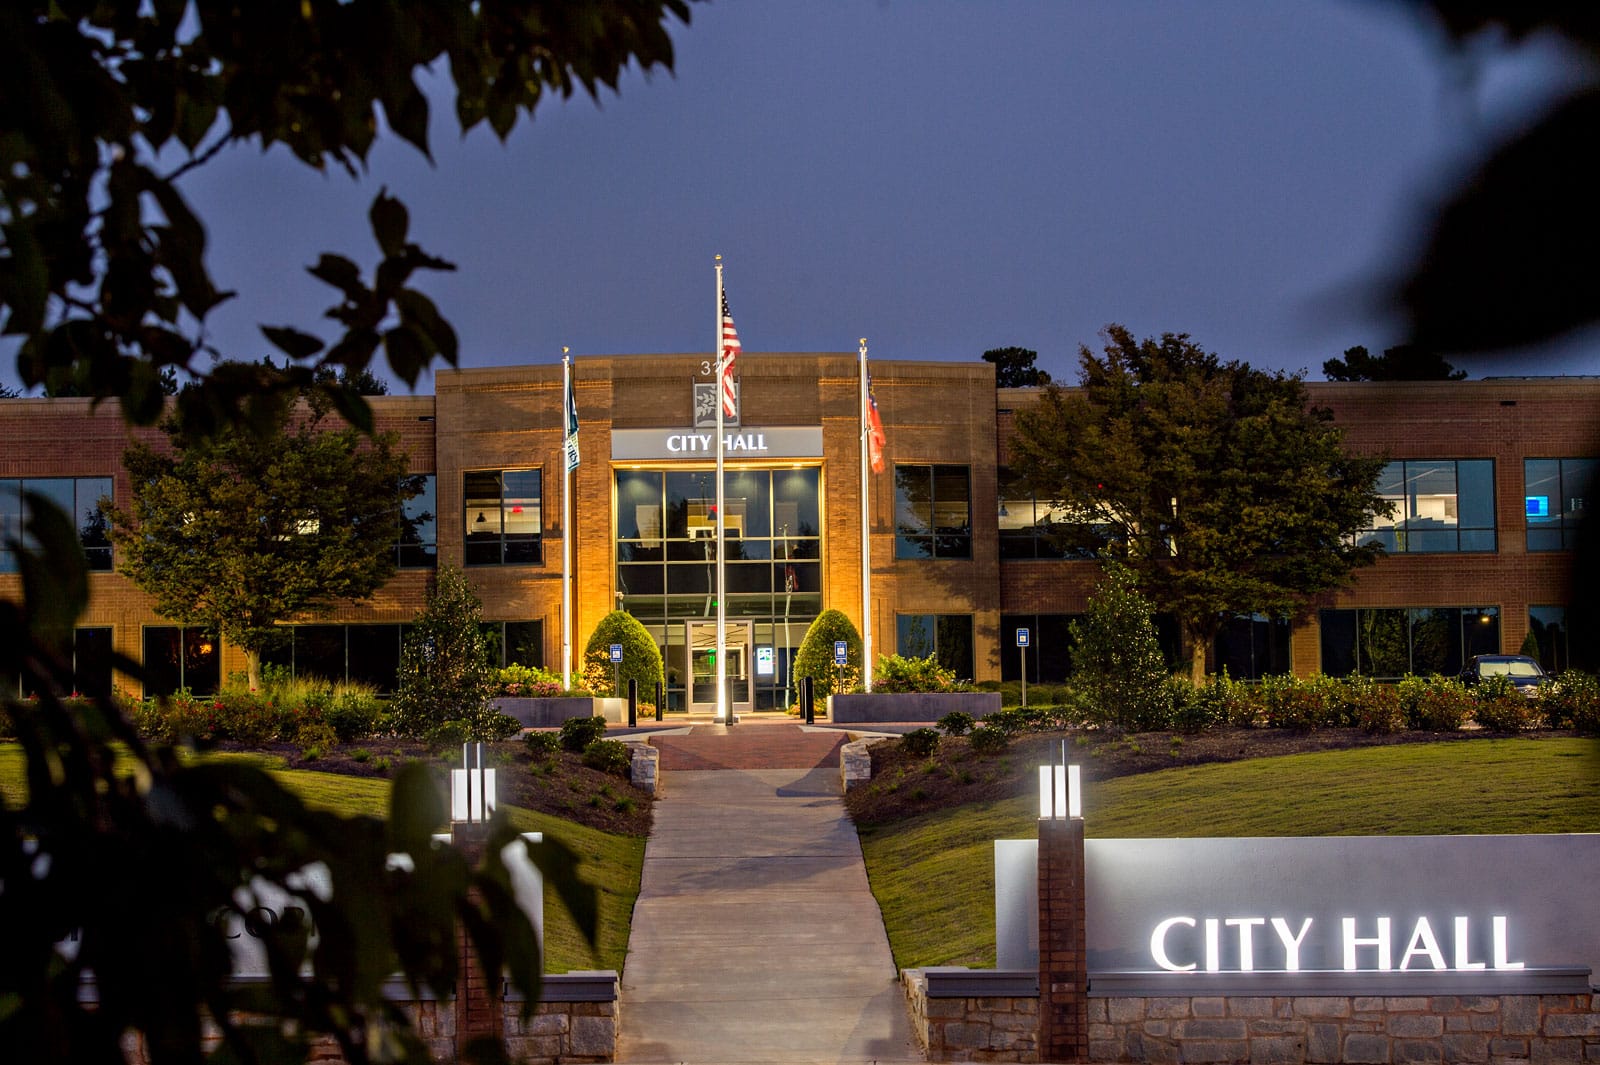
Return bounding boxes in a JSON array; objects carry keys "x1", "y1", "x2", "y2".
[{"x1": 9, "y1": 1, "x2": 1599, "y2": 394}]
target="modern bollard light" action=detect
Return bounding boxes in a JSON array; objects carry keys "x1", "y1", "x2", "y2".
[
  {"x1": 452, "y1": 742, "x2": 496, "y2": 823},
  {"x1": 1037, "y1": 741, "x2": 1081, "y2": 821}
]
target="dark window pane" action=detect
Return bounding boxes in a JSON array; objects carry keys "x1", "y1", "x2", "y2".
[
  {"x1": 618, "y1": 563, "x2": 665, "y2": 596},
  {"x1": 1527, "y1": 528, "x2": 1564, "y2": 552},
  {"x1": 297, "y1": 626, "x2": 346, "y2": 683},
  {"x1": 503, "y1": 621, "x2": 544, "y2": 669},
  {"x1": 399, "y1": 475, "x2": 436, "y2": 568},
  {"x1": 897, "y1": 614, "x2": 935, "y2": 659},
  {"x1": 1319, "y1": 609, "x2": 1357, "y2": 676},
  {"x1": 143, "y1": 627, "x2": 183, "y2": 697},
  {"x1": 183, "y1": 630, "x2": 220, "y2": 695},
  {"x1": 73, "y1": 627, "x2": 114, "y2": 698},
  {"x1": 666, "y1": 563, "x2": 710, "y2": 595},
  {"x1": 936, "y1": 615, "x2": 974, "y2": 680},
  {"x1": 347, "y1": 625, "x2": 402, "y2": 691},
  {"x1": 1358, "y1": 609, "x2": 1411, "y2": 678},
  {"x1": 1456, "y1": 460, "x2": 1495, "y2": 531},
  {"x1": 1462, "y1": 607, "x2": 1500, "y2": 661},
  {"x1": 1408, "y1": 608, "x2": 1460, "y2": 676},
  {"x1": 617, "y1": 471, "x2": 663, "y2": 539}
]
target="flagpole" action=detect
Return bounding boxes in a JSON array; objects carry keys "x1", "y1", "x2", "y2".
[
  {"x1": 561, "y1": 347, "x2": 574, "y2": 690},
  {"x1": 714, "y1": 257, "x2": 728, "y2": 723},
  {"x1": 859, "y1": 338, "x2": 874, "y2": 691}
]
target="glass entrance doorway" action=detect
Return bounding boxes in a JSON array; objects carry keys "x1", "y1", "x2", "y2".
[{"x1": 685, "y1": 619, "x2": 753, "y2": 717}]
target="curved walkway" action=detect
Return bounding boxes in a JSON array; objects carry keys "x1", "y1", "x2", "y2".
[{"x1": 616, "y1": 721, "x2": 921, "y2": 1064}]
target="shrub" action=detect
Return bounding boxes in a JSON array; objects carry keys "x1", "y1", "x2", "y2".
[
  {"x1": 1071, "y1": 565, "x2": 1172, "y2": 731},
  {"x1": 582, "y1": 739, "x2": 633, "y2": 777},
  {"x1": 1259, "y1": 674, "x2": 1337, "y2": 731},
  {"x1": 872, "y1": 653, "x2": 966, "y2": 693},
  {"x1": 981, "y1": 707, "x2": 1030, "y2": 737},
  {"x1": 1397, "y1": 674, "x2": 1471, "y2": 731},
  {"x1": 1472, "y1": 676, "x2": 1543, "y2": 732},
  {"x1": 967, "y1": 724, "x2": 1011, "y2": 754},
  {"x1": 524, "y1": 730, "x2": 561, "y2": 758},
  {"x1": 1342, "y1": 675, "x2": 1404, "y2": 734},
  {"x1": 794, "y1": 609, "x2": 863, "y2": 699},
  {"x1": 1175, "y1": 675, "x2": 1229, "y2": 733},
  {"x1": 560, "y1": 715, "x2": 607, "y2": 753},
  {"x1": 937, "y1": 711, "x2": 975, "y2": 736},
  {"x1": 390, "y1": 566, "x2": 503, "y2": 740},
  {"x1": 899, "y1": 727, "x2": 941, "y2": 757},
  {"x1": 581, "y1": 610, "x2": 665, "y2": 697},
  {"x1": 294, "y1": 721, "x2": 339, "y2": 758},
  {"x1": 1540, "y1": 670, "x2": 1600, "y2": 733},
  {"x1": 496, "y1": 663, "x2": 565, "y2": 698},
  {"x1": 325, "y1": 686, "x2": 384, "y2": 742}
]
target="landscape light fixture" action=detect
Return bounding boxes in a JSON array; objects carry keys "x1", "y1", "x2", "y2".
[{"x1": 1038, "y1": 741, "x2": 1081, "y2": 821}]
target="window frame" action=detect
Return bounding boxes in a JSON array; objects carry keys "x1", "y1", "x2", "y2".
[
  {"x1": 464, "y1": 468, "x2": 544, "y2": 566},
  {"x1": 893, "y1": 464, "x2": 972, "y2": 560},
  {"x1": 1358, "y1": 459, "x2": 1497, "y2": 554}
]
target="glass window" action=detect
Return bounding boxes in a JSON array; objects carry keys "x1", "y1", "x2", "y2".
[
  {"x1": 1318, "y1": 606, "x2": 1500, "y2": 679},
  {"x1": 481, "y1": 620, "x2": 545, "y2": 669},
  {"x1": 143, "y1": 626, "x2": 220, "y2": 696},
  {"x1": 19, "y1": 626, "x2": 114, "y2": 698},
  {"x1": 1359, "y1": 460, "x2": 1496, "y2": 553},
  {"x1": 1214, "y1": 614, "x2": 1292, "y2": 680},
  {"x1": 1525, "y1": 458, "x2": 1595, "y2": 552},
  {"x1": 1000, "y1": 613, "x2": 1078, "y2": 682},
  {"x1": 1528, "y1": 606, "x2": 1570, "y2": 672},
  {"x1": 398, "y1": 474, "x2": 436, "y2": 567},
  {"x1": 997, "y1": 467, "x2": 1110, "y2": 560},
  {"x1": 465, "y1": 469, "x2": 543, "y2": 566},
  {"x1": 895, "y1": 613, "x2": 975, "y2": 680},
  {"x1": 0, "y1": 476, "x2": 113, "y2": 572},
  {"x1": 894, "y1": 464, "x2": 971, "y2": 559}
]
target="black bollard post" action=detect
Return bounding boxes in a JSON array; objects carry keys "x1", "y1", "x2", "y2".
[
  {"x1": 803, "y1": 676, "x2": 815, "y2": 725},
  {"x1": 655, "y1": 681, "x2": 663, "y2": 722},
  {"x1": 628, "y1": 678, "x2": 637, "y2": 728}
]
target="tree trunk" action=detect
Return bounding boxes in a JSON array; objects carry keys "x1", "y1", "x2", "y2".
[{"x1": 245, "y1": 648, "x2": 262, "y2": 691}]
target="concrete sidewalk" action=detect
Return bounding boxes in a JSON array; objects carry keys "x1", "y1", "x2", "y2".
[{"x1": 616, "y1": 762, "x2": 922, "y2": 1063}]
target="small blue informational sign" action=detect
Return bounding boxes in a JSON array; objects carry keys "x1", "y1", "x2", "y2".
[
  {"x1": 609, "y1": 643, "x2": 623, "y2": 663},
  {"x1": 1016, "y1": 628, "x2": 1030, "y2": 648},
  {"x1": 834, "y1": 640, "x2": 848, "y2": 665}
]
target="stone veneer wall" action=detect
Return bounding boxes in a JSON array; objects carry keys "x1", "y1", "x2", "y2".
[
  {"x1": 902, "y1": 973, "x2": 1600, "y2": 1064},
  {"x1": 112, "y1": 973, "x2": 619, "y2": 1064}
]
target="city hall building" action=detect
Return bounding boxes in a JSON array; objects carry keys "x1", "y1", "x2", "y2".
[{"x1": 2, "y1": 355, "x2": 1594, "y2": 710}]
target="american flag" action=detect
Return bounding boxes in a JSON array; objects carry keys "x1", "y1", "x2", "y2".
[{"x1": 719, "y1": 292, "x2": 741, "y2": 419}]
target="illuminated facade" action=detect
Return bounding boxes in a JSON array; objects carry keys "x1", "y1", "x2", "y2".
[{"x1": 3, "y1": 359, "x2": 1594, "y2": 705}]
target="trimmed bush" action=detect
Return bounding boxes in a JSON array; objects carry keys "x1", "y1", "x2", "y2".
[
  {"x1": 524, "y1": 730, "x2": 561, "y2": 758},
  {"x1": 899, "y1": 727, "x2": 941, "y2": 757},
  {"x1": 981, "y1": 707, "x2": 1030, "y2": 737},
  {"x1": 968, "y1": 724, "x2": 1011, "y2": 754},
  {"x1": 1540, "y1": 670, "x2": 1600, "y2": 733},
  {"x1": 582, "y1": 739, "x2": 633, "y2": 777},
  {"x1": 497, "y1": 663, "x2": 565, "y2": 698},
  {"x1": 326, "y1": 687, "x2": 384, "y2": 742},
  {"x1": 560, "y1": 715, "x2": 607, "y2": 753},
  {"x1": 1397, "y1": 674, "x2": 1471, "y2": 731},
  {"x1": 794, "y1": 609, "x2": 862, "y2": 699},
  {"x1": 1342, "y1": 675, "x2": 1404, "y2": 734},
  {"x1": 937, "y1": 710, "x2": 975, "y2": 737},
  {"x1": 1472, "y1": 676, "x2": 1543, "y2": 732},
  {"x1": 581, "y1": 610, "x2": 664, "y2": 698},
  {"x1": 872, "y1": 653, "x2": 965, "y2": 693}
]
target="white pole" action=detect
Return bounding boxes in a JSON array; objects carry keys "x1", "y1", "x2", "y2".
[
  {"x1": 715, "y1": 257, "x2": 728, "y2": 722},
  {"x1": 859, "y1": 338, "x2": 874, "y2": 691},
  {"x1": 561, "y1": 348, "x2": 574, "y2": 690}
]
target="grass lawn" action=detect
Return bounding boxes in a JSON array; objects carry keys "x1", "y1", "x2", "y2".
[
  {"x1": 0, "y1": 745, "x2": 642, "y2": 973},
  {"x1": 857, "y1": 736, "x2": 1600, "y2": 971}
]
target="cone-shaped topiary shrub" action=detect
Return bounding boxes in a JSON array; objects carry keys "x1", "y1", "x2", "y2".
[{"x1": 794, "y1": 609, "x2": 862, "y2": 700}]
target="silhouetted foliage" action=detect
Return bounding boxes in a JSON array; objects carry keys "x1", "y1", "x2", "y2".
[
  {"x1": 1323, "y1": 344, "x2": 1466, "y2": 382},
  {"x1": 983, "y1": 346, "x2": 1053, "y2": 387}
]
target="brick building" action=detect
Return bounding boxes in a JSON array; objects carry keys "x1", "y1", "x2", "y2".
[{"x1": 3, "y1": 357, "x2": 1594, "y2": 707}]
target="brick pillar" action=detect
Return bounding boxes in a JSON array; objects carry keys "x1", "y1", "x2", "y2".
[
  {"x1": 1038, "y1": 816, "x2": 1088, "y2": 1063},
  {"x1": 451, "y1": 822, "x2": 504, "y2": 1057}
]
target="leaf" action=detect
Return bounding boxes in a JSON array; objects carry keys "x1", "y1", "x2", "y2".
[
  {"x1": 388, "y1": 761, "x2": 444, "y2": 856},
  {"x1": 307, "y1": 254, "x2": 367, "y2": 302},
  {"x1": 382, "y1": 324, "x2": 430, "y2": 387},
  {"x1": 369, "y1": 190, "x2": 409, "y2": 260},
  {"x1": 17, "y1": 493, "x2": 91, "y2": 650},
  {"x1": 261, "y1": 325, "x2": 326, "y2": 361},
  {"x1": 395, "y1": 288, "x2": 459, "y2": 364},
  {"x1": 1396, "y1": 88, "x2": 1600, "y2": 354}
]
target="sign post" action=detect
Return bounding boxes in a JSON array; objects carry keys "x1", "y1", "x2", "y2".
[
  {"x1": 834, "y1": 639, "x2": 849, "y2": 701},
  {"x1": 1016, "y1": 628, "x2": 1030, "y2": 708},
  {"x1": 609, "y1": 643, "x2": 623, "y2": 702}
]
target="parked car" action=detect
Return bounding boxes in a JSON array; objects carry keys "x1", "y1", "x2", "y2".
[{"x1": 1459, "y1": 654, "x2": 1548, "y2": 698}]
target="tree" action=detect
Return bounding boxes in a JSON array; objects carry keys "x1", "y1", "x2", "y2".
[
  {"x1": 581, "y1": 610, "x2": 665, "y2": 697},
  {"x1": 391, "y1": 566, "x2": 514, "y2": 742},
  {"x1": 1323, "y1": 344, "x2": 1466, "y2": 382},
  {"x1": 1, "y1": 1, "x2": 696, "y2": 436},
  {"x1": 1069, "y1": 564, "x2": 1171, "y2": 730},
  {"x1": 794, "y1": 609, "x2": 862, "y2": 700},
  {"x1": 1010, "y1": 325, "x2": 1390, "y2": 681},
  {"x1": 109, "y1": 396, "x2": 415, "y2": 690},
  {"x1": 983, "y1": 346, "x2": 1053, "y2": 387},
  {"x1": 3, "y1": 4, "x2": 690, "y2": 1061}
]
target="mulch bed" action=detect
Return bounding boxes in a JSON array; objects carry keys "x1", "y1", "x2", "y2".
[
  {"x1": 213, "y1": 738, "x2": 655, "y2": 837},
  {"x1": 843, "y1": 726, "x2": 1566, "y2": 826}
]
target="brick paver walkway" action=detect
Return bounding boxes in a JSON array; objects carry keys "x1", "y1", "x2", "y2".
[{"x1": 648, "y1": 720, "x2": 846, "y2": 771}]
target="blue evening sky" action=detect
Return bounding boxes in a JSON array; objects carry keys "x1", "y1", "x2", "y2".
[{"x1": 8, "y1": 2, "x2": 1598, "y2": 393}]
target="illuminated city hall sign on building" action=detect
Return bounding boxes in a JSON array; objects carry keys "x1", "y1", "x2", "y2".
[
  {"x1": 994, "y1": 834, "x2": 1600, "y2": 980},
  {"x1": 611, "y1": 427, "x2": 824, "y2": 462}
]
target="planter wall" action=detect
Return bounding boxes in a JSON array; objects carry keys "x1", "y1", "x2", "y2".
[
  {"x1": 826, "y1": 691, "x2": 1001, "y2": 723},
  {"x1": 495, "y1": 697, "x2": 626, "y2": 727}
]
